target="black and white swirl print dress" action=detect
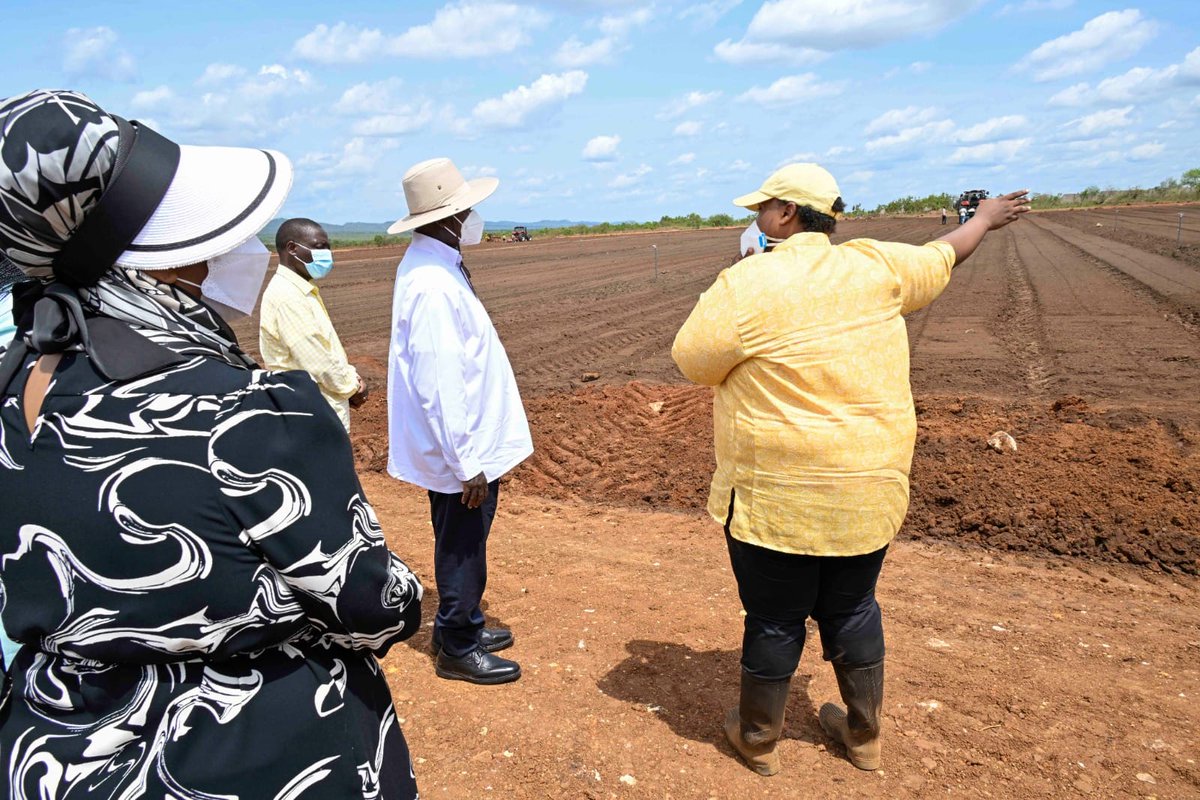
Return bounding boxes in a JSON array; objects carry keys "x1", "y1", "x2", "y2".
[{"x1": 0, "y1": 350, "x2": 423, "y2": 799}]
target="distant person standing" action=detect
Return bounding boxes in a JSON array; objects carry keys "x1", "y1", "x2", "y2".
[
  {"x1": 959, "y1": 206, "x2": 968, "y2": 224},
  {"x1": 673, "y1": 163, "x2": 1029, "y2": 777},
  {"x1": 941, "y1": 207, "x2": 947, "y2": 225},
  {"x1": 386, "y1": 158, "x2": 533, "y2": 685},
  {"x1": 259, "y1": 218, "x2": 367, "y2": 432}
]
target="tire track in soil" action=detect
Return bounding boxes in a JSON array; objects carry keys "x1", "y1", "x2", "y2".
[
  {"x1": 1027, "y1": 215, "x2": 1200, "y2": 335},
  {"x1": 1000, "y1": 230, "x2": 1055, "y2": 396},
  {"x1": 1010, "y1": 219, "x2": 1200, "y2": 411},
  {"x1": 510, "y1": 383, "x2": 714, "y2": 509}
]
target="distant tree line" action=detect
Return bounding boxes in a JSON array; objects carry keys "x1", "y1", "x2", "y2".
[
  {"x1": 268, "y1": 169, "x2": 1199, "y2": 250},
  {"x1": 1028, "y1": 167, "x2": 1200, "y2": 209}
]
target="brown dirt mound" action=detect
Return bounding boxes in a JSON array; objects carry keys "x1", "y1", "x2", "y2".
[{"x1": 499, "y1": 385, "x2": 1196, "y2": 574}]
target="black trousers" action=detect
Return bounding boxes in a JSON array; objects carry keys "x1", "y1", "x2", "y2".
[
  {"x1": 725, "y1": 499, "x2": 887, "y2": 682},
  {"x1": 428, "y1": 480, "x2": 499, "y2": 658}
]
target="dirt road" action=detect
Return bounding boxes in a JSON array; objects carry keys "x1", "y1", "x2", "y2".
[{"x1": 231, "y1": 217, "x2": 1200, "y2": 797}]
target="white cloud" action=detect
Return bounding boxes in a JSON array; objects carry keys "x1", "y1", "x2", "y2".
[
  {"x1": 714, "y1": 39, "x2": 827, "y2": 66},
  {"x1": 909, "y1": 61, "x2": 934, "y2": 74},
  {"x1": 777, "y1": 152, "x2": 817, "y2": 167},
  {"x1": 582, "y1": 134, "x2": 621, "y2": 161},
  {"x1": 301, "y1": 137, "x2": 401, "y2": 178},
  {"x1": 63, "y1": 26, "x2": 136, "y2": 81},
  {"x1": 293, "y1": 23, "x2": 385, "y2": 63},
  {"x1": 658, "y1": 90, "x2": 722, "y2": 120},
  {"x1": 845, "y1": 170, "x2": 875, "y2": 183},
  {"x1": 1069, "y1": 106, "x2": 1135, "y2": 136},
  {"x1": 351, "y1": 104, "x2": 434, "y2": 136},
  {"x1": 467, "y1": 70, "x2": 588, "y2": 130},
  {"x1": 728, "y1": 159, "x2": 753, "y2": 171},
  {"x1": 554, "y1": 37, "x2": 617, "y2": 67},
  {"x1": 391, "y1": 3, "x2": 544, "y2": 57},
  {"x1": 825, "y1": 145, "x2": 854, "y2": 157},
  {"x1": 669, "y1": 152, "x2": 696, "y2": 166},
  {"x1": 131, "y1": 85, "x2": 173, "y2": 110},
  {"x1": 196, "y1": 63, "x2": 246, "y2": 86},
  {"x1": 1047, "y1": 82, "x2": 1091, "y2": 107},
  {"x1": 673, "y1": 120, "x2": 703, "y2": 136},
  {"x1": 997, "y1": 0, "x2": 1073, "y2": 15},
  {"x1": 1022, "y1": 10, "x2": 1157, "y2": 82},
  {"x1": 679, "y1": 0, "x2": 744, "y2": 28},
  {"x1": 955, "y1": 114, "x2": 1028, "y2": 143},
  {"x1": 717, "y1": 0, "x2": 975, "y2": 65},
  {"x1": 1046, "y1": 48, "x2": 1200, "y2": 106},
  {"x1": 865, "y1": 105, "x2": 939, "y2": 135},
  {"x1": 947, "y1": 138, "x2": 1032, "y2": 165},
  {"x1": 866, "y1": 119, "x2": 955, "y2": 151},
  {"x1": 333, "y1": 79, "x2": 407, "y2": 115},
  {"x1": 738, "y1": 74, "x2": 846, "y2": 106},
  {"x1": 1129, "y1": 142, "x2": 1164, "y2": 160},
  {"x1": 599, "y1": 8, "x2": 652, "y2": 36},
  {"x1": 609, "y1": 164, "x2": 652, "y2": 188},
  {"x1": 238, "y1": 65, "x2": 313, "y2": 101},
  {"x1": 293, "y1": 4, "x2": 548, "y2": 64}
]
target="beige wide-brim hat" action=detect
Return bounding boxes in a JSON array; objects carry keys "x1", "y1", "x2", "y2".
[
  {"x1": 733, "y1": 162, "x2": 841, "y2": 217},
  {"x1": 387, "y1": 157, "x2": 499, "y2": 235}
]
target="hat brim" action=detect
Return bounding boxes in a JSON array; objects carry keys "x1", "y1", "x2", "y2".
[
  {"x1": 114, "y1": 145, "x2": 293, "y2": 270},
  {"x1": 386, "y1": 177, "x2": 499, "y2": 235},
  {"x1": 732, "y1": 189, "x2": 770, "y2": 210}
]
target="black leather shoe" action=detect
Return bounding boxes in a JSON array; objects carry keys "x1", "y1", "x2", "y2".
[
  {"x1": 435, "y1": 647, "x2": 521, "y2": 685},
  {"x1": 431, "y1": 627, "x2": 514, "y2": 655}
]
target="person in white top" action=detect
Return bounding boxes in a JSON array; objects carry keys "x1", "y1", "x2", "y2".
[{"x1": 386, "y1": 158, "x2": 533, "y2": 685}]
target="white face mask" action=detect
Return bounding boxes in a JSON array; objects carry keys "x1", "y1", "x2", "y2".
[
  {"x1": 459, "y1": 210, "x2": 485, "y2": 247},
  {"x1": 740, "y1": 221, "x2": 768, "y2": 256},
  {"x1": 178, "y1": 235, "x2": 271, "y2": 321}
]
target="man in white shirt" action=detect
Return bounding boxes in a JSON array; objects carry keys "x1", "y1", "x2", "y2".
[{"x1": 386, "y1": 158, "x2": 533, "y2": 685}]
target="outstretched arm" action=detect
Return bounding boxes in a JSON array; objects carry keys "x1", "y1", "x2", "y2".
[{"x1": 936, "y1": 190, "x2": 1031, "y2": 266}]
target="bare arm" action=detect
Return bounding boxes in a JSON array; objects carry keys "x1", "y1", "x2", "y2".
[{"x1": 936, "y1": 190, "x2": 1031, "y2": 266}]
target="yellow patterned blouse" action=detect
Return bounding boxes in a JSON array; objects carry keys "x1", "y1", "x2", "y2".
[{"x1": 672, "y1": 233, "x2": 957, "y2": 556}]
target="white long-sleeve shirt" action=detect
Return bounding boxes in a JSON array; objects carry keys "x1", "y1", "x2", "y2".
[{"x1": 386, "y1": 233, "x2": 533, "y2": 493}]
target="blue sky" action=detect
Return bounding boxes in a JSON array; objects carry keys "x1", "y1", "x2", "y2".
[{"x1": 3, "y1": 1, "x2": 1198, "y2": 224}]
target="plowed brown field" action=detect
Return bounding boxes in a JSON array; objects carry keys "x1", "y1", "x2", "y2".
[{"x1": 232, "y1": 215, "x2": 1200, "y2": 798}]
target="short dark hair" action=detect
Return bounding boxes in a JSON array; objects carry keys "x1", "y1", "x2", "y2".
[
  {"x1": 275, "y1": 217, "x2": 321, "y2": 255},
  {"x1": 797, "y1": 197, "x2": 846, "y2": 235}
]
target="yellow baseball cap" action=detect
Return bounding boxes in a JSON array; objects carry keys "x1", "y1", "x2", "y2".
[{"x1": 733, "y1": 163, "x2": 842, "y2": 216}]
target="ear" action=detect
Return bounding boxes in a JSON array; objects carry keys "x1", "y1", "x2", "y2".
[
  {"x1": 779, "y1": 201, "x2": 798, "y2": 224},
  {"x1": 143, "y1": 267, "x2": 180, "y2": 285}
]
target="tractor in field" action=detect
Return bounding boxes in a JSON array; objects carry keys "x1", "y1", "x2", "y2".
[
  {"x1": 956, "y1": 189, "x2": 989, "y2": 224},
  {"x1": 511, "y1": 226, "x2": 531, "y2": 242}
]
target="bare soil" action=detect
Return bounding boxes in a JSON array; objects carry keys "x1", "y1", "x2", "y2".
[{"x1": 231, "y1": 218, "x2": 1200, "y2": 798}]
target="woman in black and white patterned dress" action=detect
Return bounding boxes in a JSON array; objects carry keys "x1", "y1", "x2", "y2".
[{"x1": 0, "y1": 90, "x2": 423, "y2": 798}]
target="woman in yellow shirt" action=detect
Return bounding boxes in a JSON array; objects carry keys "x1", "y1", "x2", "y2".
[{"x1": 673, "y1": 164, "x2": 1028, "y2": 777}]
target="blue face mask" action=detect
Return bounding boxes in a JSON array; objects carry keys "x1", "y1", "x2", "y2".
[{"x1": 294, "y1": 242, "x2": 334, "y2": 280}]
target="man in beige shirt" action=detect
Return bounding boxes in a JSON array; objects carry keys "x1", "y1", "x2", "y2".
[{"x1": 259, "y1": 218, "x2": 366, "y2": 430}]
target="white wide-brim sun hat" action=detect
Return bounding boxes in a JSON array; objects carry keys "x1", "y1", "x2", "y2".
[
  {"x1": 387, "y1": 157, "x2": 498, "y2": 235},
  {"x1": 115, "y1": 144, "x2": 293, "y2": 270}
]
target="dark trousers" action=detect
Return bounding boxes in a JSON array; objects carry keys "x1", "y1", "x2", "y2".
[
  {"x1": 725, "y1": 514, "x2": 887, "y2": 682},
  {"x1": 428, "y1": 480, "x2": 499, "y2": 657}
]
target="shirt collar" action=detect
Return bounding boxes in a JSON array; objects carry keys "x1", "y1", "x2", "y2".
[
  {"x1": 275, "y1": 265, "x2": 319, "y2": 295},
  {"x1": 410, "y1": 231, "x2": 462, "y2": 266},
  {"x1": 774, "y1": 232, "x2": 831, "y2": 251}
]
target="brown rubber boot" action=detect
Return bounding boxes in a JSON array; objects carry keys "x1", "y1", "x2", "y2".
[
  {"x1": 819, "y1": 660, "x2": 884, "y2": 770},
  {"x1": 723, "y1": 670, "x2": 791, "y2": 776}
]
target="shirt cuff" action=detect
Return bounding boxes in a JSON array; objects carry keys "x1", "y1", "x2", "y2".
[{"x1": 452, "y1": 456, "x2": 484, "y2": 483}]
